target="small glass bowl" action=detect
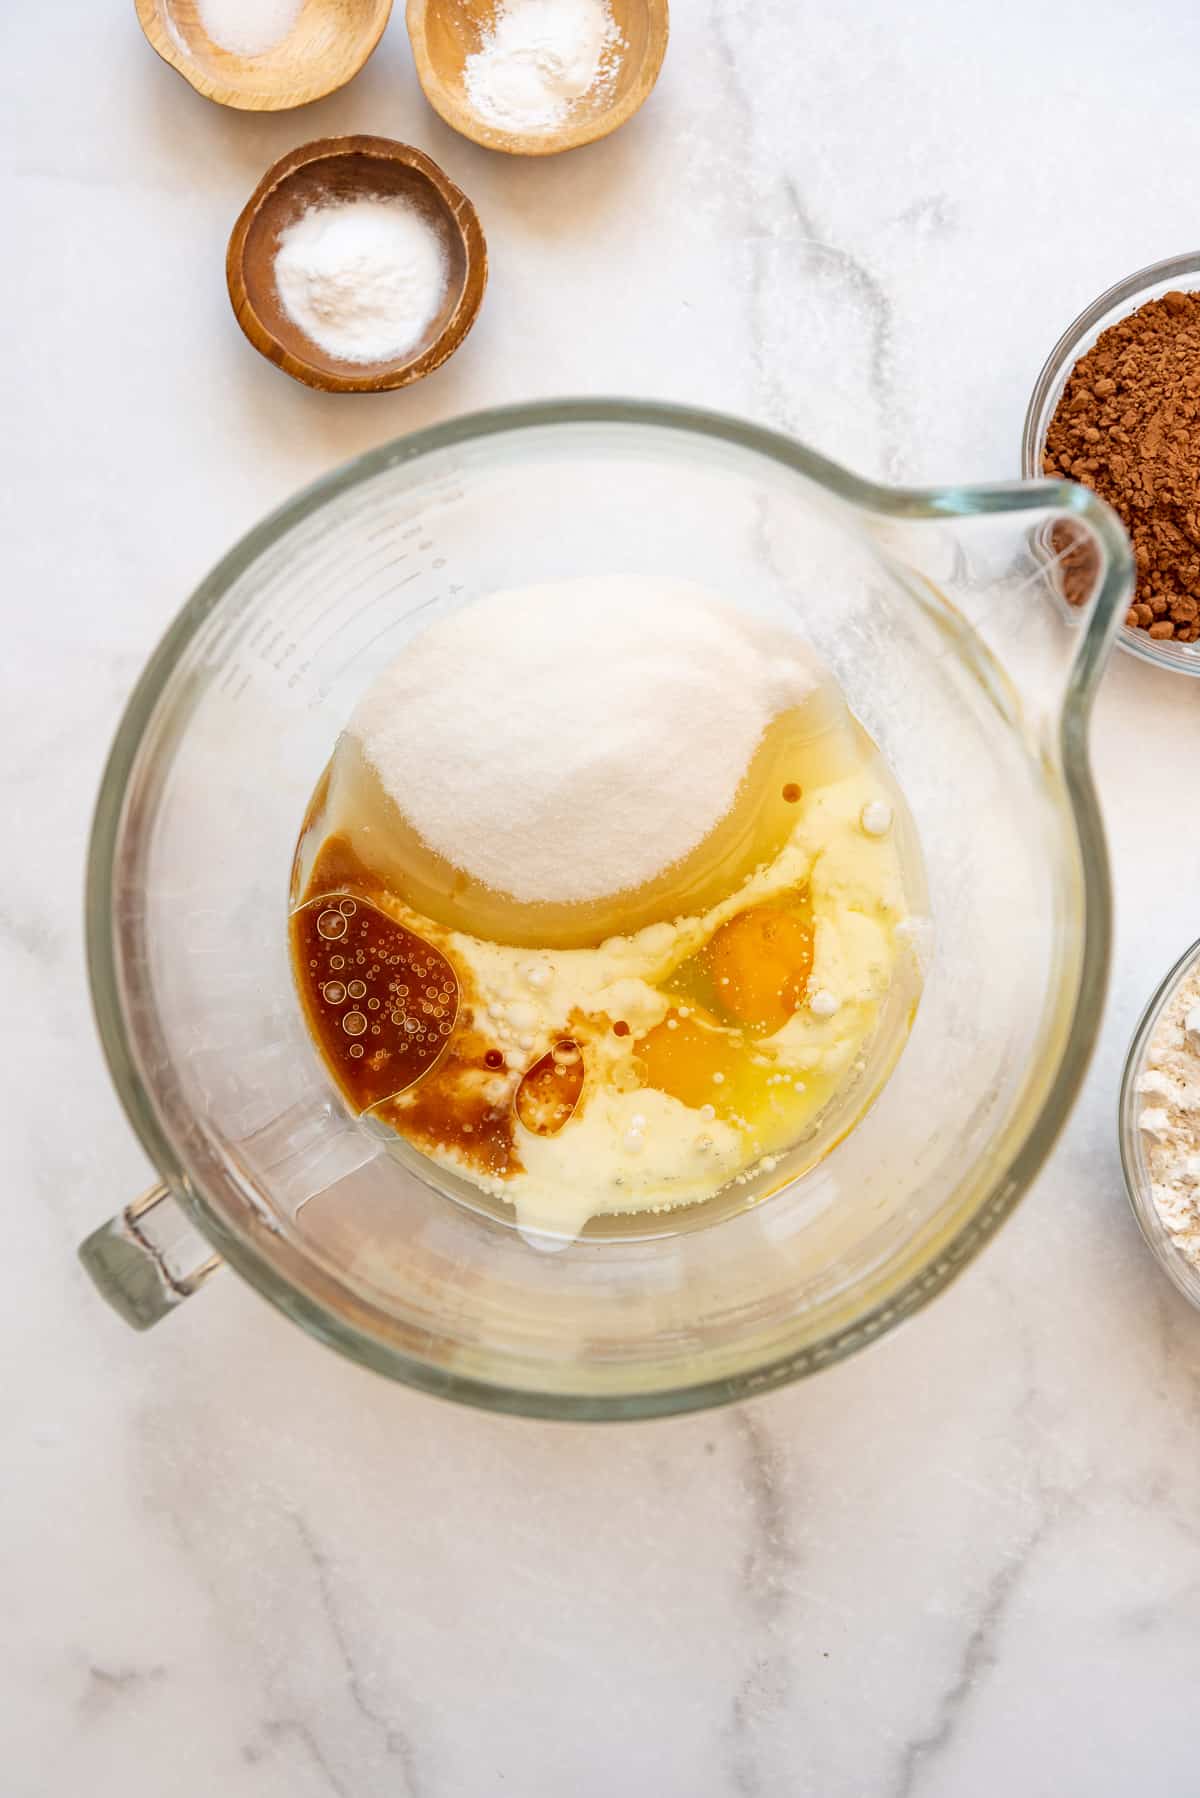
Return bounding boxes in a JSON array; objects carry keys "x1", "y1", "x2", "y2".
[
  {"x1": 1118, "y1": 936, "x2": 1200, "y2": 1308},
  {"x1": 1022, "y1": 251, "x2": 1200, "y2": 678}
]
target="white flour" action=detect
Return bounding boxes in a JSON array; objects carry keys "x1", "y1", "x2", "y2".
[
  {"x1": 1137, "y1": 963, "x2": 1200, "y2": 1261},
  {"x1": 196, "y1": 0, "x2": 302, "y2": 56},
  {"x1": 273, "y1": 196, "x2": 448, "y2": 365},
  {"x1": 349, "y1": 577, "x2": 821, "y2": 906},
  {"x1": 463, "y1": 0, "x2": 621, "y2": 134}
]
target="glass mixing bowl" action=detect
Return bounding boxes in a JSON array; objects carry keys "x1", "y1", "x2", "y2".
[
  {"x1": 80, "y1": 400, "x2": 1132, "y2": 1419},
  {"x1": 1022, "y1": 250, "x2": 1200, "y2": 678}
]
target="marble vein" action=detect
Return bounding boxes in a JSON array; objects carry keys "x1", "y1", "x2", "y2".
[
  {"x1": 252, "y1": 1715, "x2": 355, "y2": 1798},
  {"x1": 779, "y1": 174, "x2": 902, "y2": 478},
  {"x1": 885, "y1": 1513, "x2": 1049, "y2": 1798},
  {"x1": 287, "y1": 1511, "x2": 424, "y2": 1798},
  {"x1": 709, "y1": 0, "x2": 904, "y2": 477},
  {"x1": 723, "y1": 1408, "x2": 796, "y2": 1797},
  {"x1": 80, "y1": 1661, "x2": 167, "y2": 1720}
]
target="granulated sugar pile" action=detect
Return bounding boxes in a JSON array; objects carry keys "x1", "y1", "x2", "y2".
[
  {"x1": 348, "y1": 576, "x2": 820, "y2": 905},
  {"x1": 196, "y1": 0, "x2": 302, "y2": 56}
]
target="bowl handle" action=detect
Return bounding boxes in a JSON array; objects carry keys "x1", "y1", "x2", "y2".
[{"x1": 78, "y1": 1183, "x2": 222, "y2": 1330}]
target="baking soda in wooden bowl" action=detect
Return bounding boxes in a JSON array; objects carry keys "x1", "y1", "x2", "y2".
[
  {"x1": 273, "y1": 193, "x2": 450, "y2": 364},
  {"x1": 462, "y1": 0, "x2": 623, "y2": 133}
]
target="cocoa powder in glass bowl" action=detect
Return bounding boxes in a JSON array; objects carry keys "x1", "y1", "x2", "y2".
[
  {"x1": 1023, "y1": 253, "x2": 1200, "y2": 674},
  {"x1": 1043, "y1": 288, "x2": 1200, "y2": 644}
]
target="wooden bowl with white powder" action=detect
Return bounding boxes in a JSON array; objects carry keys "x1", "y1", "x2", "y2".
[
  {"x1": 134, "y1": 0, "x2": 392, "y2": 112},
  {"x1": 226, "y1": 136, "x2": 487, "y2": 393},
  {"x1": 406, "y1": 0, "x2": 668, "y2": 156}
]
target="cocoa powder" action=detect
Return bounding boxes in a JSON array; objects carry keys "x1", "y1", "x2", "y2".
[{"x1": 1043, "y1": 288, "x2": 1200, "y2": 642}]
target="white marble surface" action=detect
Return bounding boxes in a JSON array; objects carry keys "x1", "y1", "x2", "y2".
[{"x1": 8, "y1": 2, "x2": 1200, "y2": 1792}]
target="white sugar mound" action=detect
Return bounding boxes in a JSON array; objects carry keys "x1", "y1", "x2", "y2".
[{"x1": 349, "y1": 576, "x2": 820, "y2": 906}]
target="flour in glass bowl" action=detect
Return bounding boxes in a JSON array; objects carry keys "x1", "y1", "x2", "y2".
[
  {"x1": 463, "y1": 0, "x2": 623, "y2": 134},
  {"x1": 1137, "y1": 963, "x2": 1200, "y2": 1264}
]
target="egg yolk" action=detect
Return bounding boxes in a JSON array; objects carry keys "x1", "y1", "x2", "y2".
[
  {"x1": 639, "y1": 902, "x2": 816, "y2": 1114},
  {"x1": 705, "y1": 904, "x2": 814, "y2": 1033},
  {"x1": 636, "y1": 1006, "x2": 737, "y2": 1111}
]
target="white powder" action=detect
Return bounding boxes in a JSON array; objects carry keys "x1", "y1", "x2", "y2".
[
  {"x1": 1137, "y1": 964, "x2": 1200, "y2": 1262},
  {"x1": 463, "y1": 0, "x2": 621, "y2": 134},
  {"x1": 196, "y1": 0, "x2": 302, "y2": 57},
  {"x1": 349, "y1": 577, "x2": 820, "y2": 906},
  {"x1": 274, "y1": 196, "x2": 449, "y2": 366}
]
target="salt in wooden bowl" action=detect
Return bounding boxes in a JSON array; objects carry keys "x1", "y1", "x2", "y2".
[{"x1": 226, "y1": 135, "x2": 488, "y2": 392}]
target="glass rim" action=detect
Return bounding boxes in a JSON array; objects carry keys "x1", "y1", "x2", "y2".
[
  {"x1": 1021, "y1": 249, "x2": 1200, "y2": 678},
  {"x1": 86, "y1": 395, "x2": 1125, "y2": 1420}
]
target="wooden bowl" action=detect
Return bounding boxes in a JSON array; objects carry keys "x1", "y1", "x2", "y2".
[
  {"x1": 226, "y1": 136, "x2": 488, "y2": 393},
  {"x1": 406, "y1": 0, "x2": 668, "y2": 156},
  {"x1": 134, "y1": 0, "x2": 393, "y2": 111}
]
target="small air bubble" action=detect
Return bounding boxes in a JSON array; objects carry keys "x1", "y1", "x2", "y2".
[
  {"x1": 338, "y1": 899, "x2": 357, "y2": 917},
  {"x1": 330, "y1": 956, "x2": 344, "y2": 971},
  {"x1": 322, "y1": 981, "x2": 346, "y2": 1004},
  {"x1": 368, "y1": 998, "x2": 380, "y2": 1011},
  {"x1": 342, "y1": 1011, "x2": 367, "y2": 1037},
  {"x1": 316, "y1": 910, "x2": 347, "y2": 940},
  {"x1": 347, "y1": 979, "x2": 366, "y2": 999},
  {"x1": 349, "y1": 1043, "x2": 364, "y2": 1059}
]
